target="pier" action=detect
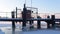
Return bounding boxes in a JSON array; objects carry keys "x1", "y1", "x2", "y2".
[{"x1": 0, "y1": 4, "x2": 60, "y2": 30}]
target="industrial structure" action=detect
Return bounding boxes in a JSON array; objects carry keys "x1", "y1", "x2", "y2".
[{"x1": 0, "y1": 4, "x2": 60, "y2": 31}]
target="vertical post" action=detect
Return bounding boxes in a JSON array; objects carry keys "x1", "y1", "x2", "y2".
[
  {"x1": 11, "y1": 11, "x2": 15, "y2": 28},
  {"x1": 47, "y1": 15, "x2": 50, "y2": 29},
  {"x1": 16, "y1": 7, "x2": 17, "y2": 18},
  {"x1": 22, "y1": 4, "x2": 27, "y2": 29},
  {"x1": 29, "y1": 20, "x2": 34, "y2": 29},
  {"x1": 51, "y1": 15, "x2": 55, "y2": 28},
  {"x1": 16, "y1": 7, "x2": 17, "y2": 23},
  {"x1": 37, "y1": 16, "x2": 41, "y2": 29},
  {"x1": 11, "y1": 11, "x2": 15, "y2": 34}
]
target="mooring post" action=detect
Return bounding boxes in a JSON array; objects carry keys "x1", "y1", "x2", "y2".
[
  {"x1": 11, "y1": 11, "x2": 15, "y2": 28},
  {"x1": 37, "y1": 16, "x2": 41, "y2": 29},
  {"x1": 51, "y1": 15, "x2": 55, "y2": 28}
]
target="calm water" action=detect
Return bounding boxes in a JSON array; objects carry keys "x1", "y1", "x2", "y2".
[
  {"x1": 0, "y1": 22, "x2": 60, "y2": 34},
  {"x1": 0, "y1": 26, "x2": 60, "y2": 34}
]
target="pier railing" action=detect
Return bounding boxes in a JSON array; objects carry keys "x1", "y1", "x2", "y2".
[
  {"x1": 0, "y1": 12, "x2": 60, "y2": 29},
  {"x1": 0, "y1": 12, "x2": 60, "y2": 19}
]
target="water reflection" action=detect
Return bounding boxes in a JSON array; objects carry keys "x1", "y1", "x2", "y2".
[
  {"x1": 0, "y1": 22, "x2": 60, "y2": 34},
  {"x1": 1, "y1": 27, "x2": 60, "y2": 34},
  {"x1": 0, "y1": 27, "x2": 22, "y2": 34},
  {"x1": 12, "y1": 27, "x2": 22, "y2": 34},
  {"x1": 12, "y1": 28, "x2": 15, "y2": 34}
]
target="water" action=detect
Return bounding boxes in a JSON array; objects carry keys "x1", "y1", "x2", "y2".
[
  {"x1": 0, "y1": 22, "x2": 60, "y2": 34},
  {"x1": 0, "y1": 24, "x2": 22, "y2": 34},
  {"x1": 0, "y1": 27, "x2": 60, "y2": 34}
]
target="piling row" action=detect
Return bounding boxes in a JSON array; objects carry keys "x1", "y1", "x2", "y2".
[{"x1": 11, "y1": 4, "x2": 56, "y2": 30}]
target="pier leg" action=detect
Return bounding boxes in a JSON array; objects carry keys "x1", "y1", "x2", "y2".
[
  {"x1": 12, "y1": 27, "x2": 15, "y2": 34},
  {"x1": 47, "y1": 23, "x2": 50, "y2": 29},
  {"x1": 22, "y1": 4, "x2": 27, "y2": 30},
  {"x1": 12, "y1": 21, "x2": 15, "y2": 28},
  {"x1": 37, "y1": 16, "x2": 41, "y2": 29},
  {"x1": 22, "y1": 20, "x2": 26, "y2": 29},
  {"x1": 51, "y1": 15, "x2": 55, "y2": 28},
  {"x1": 29, "y1": 20, "x2": 34, "y2": 29},
  {"x1": 37, "y1": 20, "x2": 41, "y2": 29},
  {"x1": 51, "y1": 21, "x2": 55, "y2": 28},
  {"x1": 11, "y1": 11, "x2": 15, "y2": 28},
  {"x1": 46, "y1": 15, "x2": 51, "y2": 29},
  {"x1": 46, "y1": 21, "x2": 51, "y2": 29}
]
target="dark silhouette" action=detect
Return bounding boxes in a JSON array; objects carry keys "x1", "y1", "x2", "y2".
[
  {"x1": 37, "y1": 16, "x2": 41, "y2": 29},
  {"x1": 11, "y1": 11, "x2": 15, "y2": 28}
]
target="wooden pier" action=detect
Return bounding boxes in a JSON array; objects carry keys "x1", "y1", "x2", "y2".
[{"x1": 0, "y1": 4, "x2": 60, "y2": 30}]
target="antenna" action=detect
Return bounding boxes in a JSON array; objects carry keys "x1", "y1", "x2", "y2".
[
  {"x1": 31, "y1": 0, "x2": 32, "y2": 11},
  {"x1": 25, "y1": 0, "x2": 26, "y2": 5},
  {"x1": 31, "y1": 0, "x2": 33, "y2": 17}
]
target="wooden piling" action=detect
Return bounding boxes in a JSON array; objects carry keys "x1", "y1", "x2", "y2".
[
  {"x1": 51, "y1": 15, "x2": 55, "y2": 28},
  {"x1": 46, "y1": 15, "x2": 50, "y2": 29},
  {"x1": 37, "y1": 16, "x2": 41, "y2": 29},
  {"x1": 29, "y1": 20, "x2": 34, "y2": 29},
  {"x1": 22, "y1": 4, "x2": 27, "y2": 29},
  {"x1": 11, "y1": 11, "x2": 15, "y2": 28}
]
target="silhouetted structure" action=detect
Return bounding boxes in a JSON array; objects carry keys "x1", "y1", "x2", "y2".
[
  {"x1": 37, "y1": 16, "x2": 41, "y2": 29},
  {"x1": 22, "y1": 10, "x2": 31, "y2": 19},
  {"x1": 51, "y1": 15, "x2": 55, "y2": 28},
  {"x1": 22, "y1": 4, "x2": 27, "y2": 28},
  {"x1": 46, "y1": 15, "x2": 55, "y2": 29},
  {"x1": 46, "y1": 15, "x2": 51, "y2": 28},
  {"x1": 11, "y1": 11, "x2": 15, "y2": 28},
  {"x1": 22, "y1": 4, "x2": 34, "y2": 29},
  {"x1": 16, "y1": 7, "x2": 17, "y2": 23},
  {"x1": 0, "y1": 4, "x2": 60, "y2": 31},
  {"x1": 29, "y1": 18, "x2": 34, "y2": 29}
]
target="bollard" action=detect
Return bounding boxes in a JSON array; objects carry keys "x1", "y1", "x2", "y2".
[{"x1": 11, "y1": 11, "x2": 15, "y2": 28}]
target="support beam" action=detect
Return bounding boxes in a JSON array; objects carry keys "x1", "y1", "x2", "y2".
[
  {"x1": 51, "y1": 15, "x2": 55, "y2": 28},
  {"x1": 11, "y1": 11, "x2": 15, "y2": 28},
  {"x1": 47, "y1": 23, "x2": 50, "y2": 28},
  {"x1": 37, "y1": 16, "x2": 41, "y2": 29},
  {"x1": 29, "y1": 20, "x2": 34, "y2": 29},
  {"x1": 16, "y1": 7, "x2": 17, "y2": 23},
  {"x1": 46, "y1": 15, "x2": 50, "y2": 29},
  {"x1": 22, "y1": 4, "x2": 27, "y2": 29},
  {"x1": 37, "y1": 20, "x2": 41, "y2": 29}
]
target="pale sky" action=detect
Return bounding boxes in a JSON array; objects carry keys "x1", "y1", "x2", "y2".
[{"x1": 0, "y1": 0, "x2": 60, "y2": 13}]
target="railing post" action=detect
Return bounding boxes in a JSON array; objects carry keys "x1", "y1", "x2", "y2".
[{"x1": 11, "y1": 11, "x2": 15, "y2": 28}]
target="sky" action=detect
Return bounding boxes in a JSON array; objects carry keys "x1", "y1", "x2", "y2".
[{"x1": 0, "y1": 0, "x2": 60, "y2": 14}]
